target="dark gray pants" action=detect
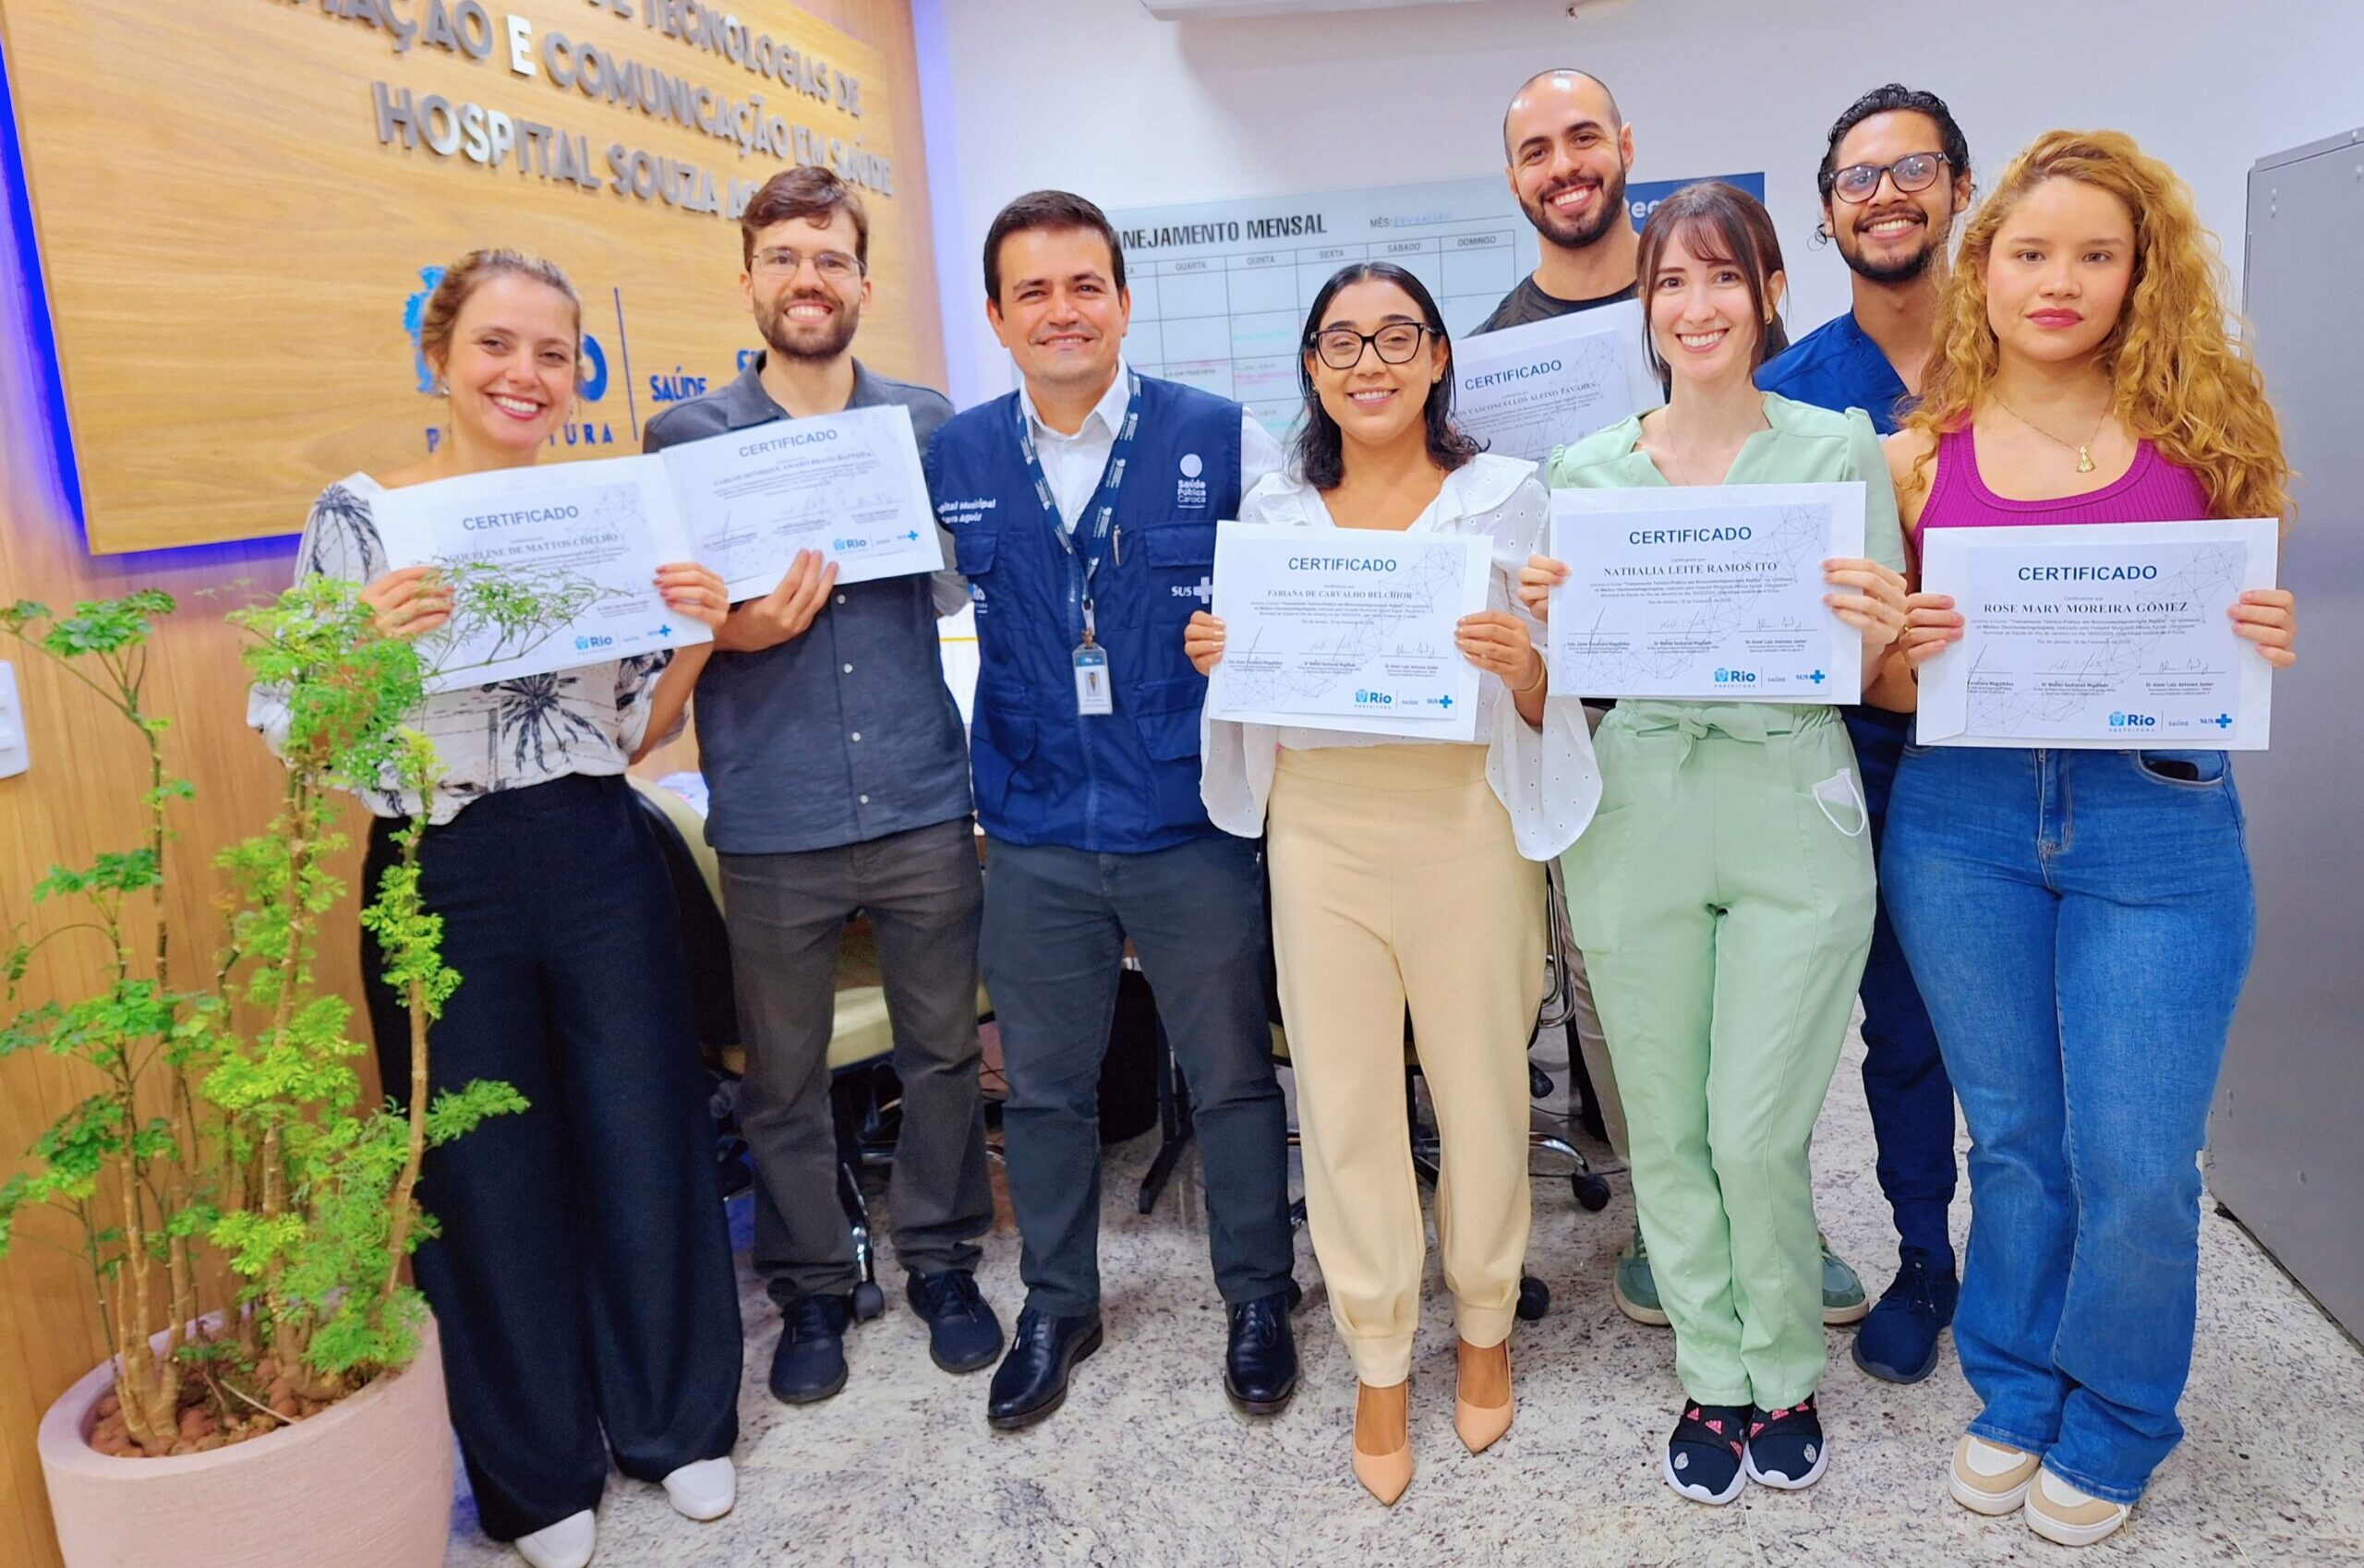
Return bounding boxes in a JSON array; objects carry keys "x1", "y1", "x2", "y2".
[
  {"x1": 718, "y1": 816, "x2": 992, "y2": 1302},
  {"x1": 981, "y1": 834, "x2": 1295, "y2": 1319}
]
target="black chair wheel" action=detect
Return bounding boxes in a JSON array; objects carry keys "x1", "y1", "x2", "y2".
[
  {"x1": 1573, "y1": 1171, "x2": 1611, "y2": 1211},
  {"x1": 1515, "y1": 1275, "x2": 1550, "y2": 1321},
  {"x1": 850, "y1": 1282, "x2": 886, "y2": 1321}
]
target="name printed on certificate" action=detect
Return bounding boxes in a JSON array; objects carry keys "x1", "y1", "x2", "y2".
[
  {"x1": 1548, "y1": 483, "x2": 1867, "y2": 701},
  {"x1": 660, "y1": 403, "x2": 943, "y2": 600},
  {"x1": 1915, "y1": 518, "x2": 2279, "y2": 750},
  {"x1": 370, "y1": 455, "x2": 710, "y2": 694},
  {"x1": 1454, "y1": 302, "x2": 1665, "y2": 465},
  {"x1": 1207, "y1": 522, "x2": 1490, "y2": 743}
]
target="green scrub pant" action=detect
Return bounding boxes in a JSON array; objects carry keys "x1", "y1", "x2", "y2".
[{"x1": 1560, "y1": 702, "x2": 1876, "y2": 1409}]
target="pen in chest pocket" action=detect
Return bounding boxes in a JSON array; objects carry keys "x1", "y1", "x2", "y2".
[{"x1": 1114, "y1": 525, "x2": 1124, "y2": 566}]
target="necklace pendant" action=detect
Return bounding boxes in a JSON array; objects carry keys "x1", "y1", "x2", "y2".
[{"x1": 2076, "y1": 445, "x2": 2094, "y2": 474}]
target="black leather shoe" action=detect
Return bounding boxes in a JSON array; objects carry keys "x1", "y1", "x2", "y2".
[
  {"x1": 985, "y1": 1307, "x2": 1103, "y2": 1430},
  {"x1": 907, "y1": 1269, "x2": 1006, "y2": 1374},
  {"x1": 768, "y1": 1293, "x2": 852, "y2": 1405},
  {"x1": 1224, "y1": 1285, "x2": 1300, "y2": 1415}
]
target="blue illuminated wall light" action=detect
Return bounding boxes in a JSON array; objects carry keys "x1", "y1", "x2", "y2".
[{"x1": 0, "y1": 30, "x2": 85, "y2": 532}]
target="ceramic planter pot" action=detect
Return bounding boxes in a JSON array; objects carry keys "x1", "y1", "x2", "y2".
[{"x1": 36, "y1": 1317, "x2": 452, "y2": 1568}]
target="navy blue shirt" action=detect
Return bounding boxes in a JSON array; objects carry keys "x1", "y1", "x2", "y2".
[
  {"x1": 1758, "y1": 310, "x2": 1910, "y2": 435},
  {"x1": 645, "y1": 357, "x2": 972, "y2": 854}
]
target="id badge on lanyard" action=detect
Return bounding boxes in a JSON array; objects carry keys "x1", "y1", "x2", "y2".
[
  {"x1": 1073, "y1": 603, "x2": 1113, "y2": 717},
  {"x1": 1019, "y1": 373, "x2": 1142, "y2": 718}
]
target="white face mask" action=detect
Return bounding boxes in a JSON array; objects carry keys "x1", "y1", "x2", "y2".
[{"x1": 1812, "y1": 766, "x2": 1869, "y2": 838}]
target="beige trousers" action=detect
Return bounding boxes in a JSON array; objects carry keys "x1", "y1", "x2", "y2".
[{"x1": 1268, "y1": 742, "x2": 1545, "y2": 1387}]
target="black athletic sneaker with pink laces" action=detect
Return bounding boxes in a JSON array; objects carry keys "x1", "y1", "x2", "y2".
[
  {"x1": 1744, "y1": 1394, "x2": 1829, "y2": 1490},
  {"x1": 1664, "y1": 1401, "x2": 1750, "y2": 1504}
]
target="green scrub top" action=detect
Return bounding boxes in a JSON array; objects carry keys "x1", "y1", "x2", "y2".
[{"x1": 1545, "y1": 390, "x2": 1905, "y2": 727}]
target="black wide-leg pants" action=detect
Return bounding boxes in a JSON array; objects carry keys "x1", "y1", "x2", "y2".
[{"x1": 361, "y1": 774, "x2": 742, "y2": 1542}]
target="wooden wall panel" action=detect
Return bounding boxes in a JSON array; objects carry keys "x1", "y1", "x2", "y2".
[
  {"x1": 0, "y1": 4, "x2": 942, "y2": 1563},
  {"x1": 4, "y1": 0, "x2": 941, "y2": 554}
]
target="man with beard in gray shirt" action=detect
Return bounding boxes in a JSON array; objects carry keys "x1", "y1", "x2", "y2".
[{"x1": 645, "y1": 167, "x2": 1001, "y2": 1410}]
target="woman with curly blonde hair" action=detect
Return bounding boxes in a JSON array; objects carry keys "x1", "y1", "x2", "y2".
[{"x1": 1873, "y1": 131, "x2": 2298, "y2": 1548}]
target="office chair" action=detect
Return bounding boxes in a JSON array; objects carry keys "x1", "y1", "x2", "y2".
[{"x1": 628, "y1": 774, "x2": 907, "y2": 1321}]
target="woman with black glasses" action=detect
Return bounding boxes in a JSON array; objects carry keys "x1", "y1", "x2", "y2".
[{"x1": 1189, "y1": 262, "x2": 1598, "y2": 1506}]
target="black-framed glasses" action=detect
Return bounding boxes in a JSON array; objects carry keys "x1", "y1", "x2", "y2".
[
  {"x1": 1829, "y1": 152, "x2": 1952, "y2": 204},
  {"x1": 1309, "y1": 322, "x2": 1432, "y2": 369}
]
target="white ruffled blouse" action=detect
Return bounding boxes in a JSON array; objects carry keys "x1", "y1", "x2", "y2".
[{"x1": 1199, "y1": 452, "x2": 1601, "y2": 861}]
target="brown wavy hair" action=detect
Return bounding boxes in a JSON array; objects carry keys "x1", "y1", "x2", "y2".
[{"x1": 1906, "y1": 130, "x2": 2289, "y2": 520}]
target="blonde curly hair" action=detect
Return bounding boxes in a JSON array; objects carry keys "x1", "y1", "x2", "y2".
[{"x1": 1907, "y1": 129, "x2": 2290, "y2": 522}]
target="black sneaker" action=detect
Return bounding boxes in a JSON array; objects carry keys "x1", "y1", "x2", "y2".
[
  {"x1": 1664, "y1": 1402, "x2": 1749, "y2": 1505},
  {"x1": 1851, "y1": 1252, "x2": 1959, "y2": 1384},
  {"x1": 1744, "y1": 1394, "x2": 1829, "y2": 1490},
  {"x1": 907, "y1": 1269, "x2": 1005, "y2": 1374},
  {"x1": 768, "y1": 1293, "x2": 852, "y2": 1405}
]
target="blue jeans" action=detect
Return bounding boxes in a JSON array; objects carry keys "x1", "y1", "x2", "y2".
[
  {"x1": 1846, "y1": 707, "x2": 1959, "y2": 1266},
  {"x1": 1881, "y1": 745, "x2": 2253, "y2": 1504}
]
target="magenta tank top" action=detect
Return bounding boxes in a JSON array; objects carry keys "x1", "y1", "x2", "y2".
[{"x1": 1921, "y1": 425, "x2": 2212, "y2": 527}]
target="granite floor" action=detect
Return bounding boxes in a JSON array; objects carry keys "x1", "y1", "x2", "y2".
[{"x1": 446, "y1": 1024, "x2": 2364, "y2": 1568}]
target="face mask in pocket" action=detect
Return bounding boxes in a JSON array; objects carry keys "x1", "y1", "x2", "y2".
[{"x1": 1811, "y1": 766, "x2": 1869, "y2": 838}]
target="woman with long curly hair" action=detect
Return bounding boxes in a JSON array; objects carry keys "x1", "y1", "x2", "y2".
[{"x1": 1874, "y1": 131, "x2": 2298, "y2": 1548}]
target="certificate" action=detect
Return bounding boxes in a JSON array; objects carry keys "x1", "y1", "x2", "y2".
[
  {"x1": 370, "y1": 455, "x2": 710, "y2": 694},
  {"x1": 1206, "y1": 522, "x2": 1490, "y2": 742},
  {"x1": 1454, "y1": 303, "x2": 1665, "y2": 464},
  {"x1": 1915, "y1": 518, "x2": 2278, "y2": 749},
  {"x1": 660, "y1": 403, "x2": 942, "y2": 600},
  {"x1": 1548, "y1": 483, "x2": 1866, "y2": 701}
]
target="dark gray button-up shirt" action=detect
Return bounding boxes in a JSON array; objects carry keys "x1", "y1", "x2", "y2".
[{"x1": 644, "y1": 356, "x2": 972, "y2": 854}]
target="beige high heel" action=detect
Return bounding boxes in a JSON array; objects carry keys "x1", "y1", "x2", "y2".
[
  {"x1": 1453, "y1": 1338, "x2": 1514, "y2": 1454},
  {"x1": 1352, "y1": 1379, "x2": 1414, "y2": 1506}
]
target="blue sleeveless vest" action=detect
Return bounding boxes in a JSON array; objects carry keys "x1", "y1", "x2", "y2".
[{"x1": 927, "y1": 376, "x2": 1243, "y2": 854}]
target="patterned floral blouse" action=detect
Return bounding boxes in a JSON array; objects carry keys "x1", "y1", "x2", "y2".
[{"x1": 246, "y1": 475, "x2": 672, "y2": 824}]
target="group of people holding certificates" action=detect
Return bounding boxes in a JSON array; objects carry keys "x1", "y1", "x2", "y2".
[{"x1": 251, "y1": 63, "x2": 2299, "y2": 1568}]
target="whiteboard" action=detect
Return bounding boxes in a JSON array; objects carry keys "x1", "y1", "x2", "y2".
[{"x1": 1108, "y1": 171, "x2": 1762, "y2": 439}]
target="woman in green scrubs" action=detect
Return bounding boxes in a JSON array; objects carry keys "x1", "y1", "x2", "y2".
[{"x1": 1521, "y1": 182, "x2": 1907, "y2": 1505}]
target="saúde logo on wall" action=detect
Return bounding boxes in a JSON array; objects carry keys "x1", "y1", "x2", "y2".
[{"x1": 405, "y1": 265, "x2": 618, "y2": 453}]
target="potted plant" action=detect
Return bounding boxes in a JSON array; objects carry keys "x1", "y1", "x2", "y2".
[{"x1": 2, "y1": 576, "x2": 551, "y2": 1568}]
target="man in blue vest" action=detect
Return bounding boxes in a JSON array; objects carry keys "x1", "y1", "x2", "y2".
[
  {"x1": 928, "y1": 189, "x2": 1299, "y2": 1429},
  {"x1": 1759, "y1": 83, "x2": 1975, "y2": 1387}
]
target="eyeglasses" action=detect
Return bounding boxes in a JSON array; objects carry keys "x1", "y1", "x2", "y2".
[
  {"x1": 1829, "y1": 152, "x2": 1952, "y2": 204},
  {"x1": 753, "y1": 247, "x2": 864, "y2": 282},
  {"x1": 1309, "y1": 322, "x2": 1431, "y2": 370}
]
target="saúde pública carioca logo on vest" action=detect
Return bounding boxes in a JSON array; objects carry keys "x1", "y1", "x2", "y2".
[{"x1": 1176, "y1": 452, "x2": 1208, "y2": 508}]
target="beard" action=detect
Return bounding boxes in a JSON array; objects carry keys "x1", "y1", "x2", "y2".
[
  {"x1": 1837, "y1": 214, "x2": 1944, "y2": 285},
  {"x1": 1522, "y1": 163, "x2": 1629, "y2": 251},
  {"x1": 760, "y1": 292, "x2": 860, "y2": 364}
]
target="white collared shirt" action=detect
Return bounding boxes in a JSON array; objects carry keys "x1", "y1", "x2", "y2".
[{"x1": 1019, "y1": 357, "x2": 1285, "y2": 530}]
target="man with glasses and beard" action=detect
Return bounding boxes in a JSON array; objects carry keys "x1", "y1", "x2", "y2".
[
  {"x1": 644, "y1": 166, "x2": 1002, "y2": 1408},
  {"x1": 1480, "y1": 68, "x2": 1641, "y2": 332},
  {"x1": 1759, "y1": 83, "x2": 1975, "y2": 1387}
]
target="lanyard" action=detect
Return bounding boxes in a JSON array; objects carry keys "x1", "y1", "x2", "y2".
[{"x1": 1016, "y1": 370, "x2": 1141, "y2": 645}]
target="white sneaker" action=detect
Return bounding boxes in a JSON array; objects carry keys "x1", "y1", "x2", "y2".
[
  {"x1": 514, "y1": 1509, "x2": 597, "y2": 1568},
  {"x1": 2023, "y1": 1467, "x2": 2131, "y2": 1547},
  {"x1": 1950, "y1": 1434, "x2": 2041, "y2": 1515},
  {"x1": 661, "y1": 1456, "x2": 737, "y2": 1522}
]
